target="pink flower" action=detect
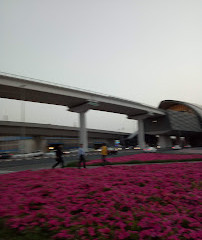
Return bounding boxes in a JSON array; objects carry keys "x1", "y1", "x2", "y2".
[
  {"x1": 88, "y1": 226, "x2": 95, "y2": 236},
  {"x1": 0, "y1": 162, "x2": 201, "y2": 239}
]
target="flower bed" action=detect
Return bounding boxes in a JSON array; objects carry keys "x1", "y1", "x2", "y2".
[
  {"x1": 0, "y1": 162, "x2": 201, "y2": 239},
  {"x1": 86, "y1": 153, "x2": 202, "y2": 166}
]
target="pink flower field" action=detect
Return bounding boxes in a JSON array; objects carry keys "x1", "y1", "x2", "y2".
[
  {"x1": 86, "y1": 153, "x2": 202, "y2": 165},
  {"x1": 0, "y1": 162, "x2": 201, "y2": 240}
]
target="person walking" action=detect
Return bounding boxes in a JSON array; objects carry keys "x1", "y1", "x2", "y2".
[
  {"x1": 52, "y1": 145, "x2": 64, "y2": 168},
  {"x1": 101, "y1": 143, "x2": 108, "y2": 165},
  {"x1": 78, "y1": 144, "x2": 86, "y2": 169}
]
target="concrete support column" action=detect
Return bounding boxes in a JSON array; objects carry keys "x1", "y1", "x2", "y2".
[
  {"x1": 138, "y1": 119, "x2": 146, "y2": 149},
  {"x1": 33, "y1": 136, "x2": 47, "y2": 152},
  {"x1": 79, "y1": 112, "x2": 88, "y2": 152},
  {"x1": 158, "y1": 135, "x2": 172, "y2": 148}
]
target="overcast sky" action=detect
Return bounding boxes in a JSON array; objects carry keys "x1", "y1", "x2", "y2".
[{"x1": 0, "y1": 0, "x2": 201, "y2": 133}]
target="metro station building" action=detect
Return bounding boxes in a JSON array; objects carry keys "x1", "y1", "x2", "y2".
[{"x1": 143, "y1": 100, "x2": 202, "y2": 147}]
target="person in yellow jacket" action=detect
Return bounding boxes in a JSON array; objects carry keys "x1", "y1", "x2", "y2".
[{"x1": 101, "y1": 143, "x2": 108, "y2": 165}]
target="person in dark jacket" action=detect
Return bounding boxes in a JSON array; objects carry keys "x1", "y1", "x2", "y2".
[
  {"x1": 52, "y1": 145, "x2": 64, "y2": 168},
  {"x1": 78, "y1": 144, "x2": 86, "y2": 169}
]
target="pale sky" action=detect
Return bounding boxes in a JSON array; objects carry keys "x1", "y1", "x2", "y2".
[{"x1": 0, "y1": 0, "x2": 201, "y2": 133}]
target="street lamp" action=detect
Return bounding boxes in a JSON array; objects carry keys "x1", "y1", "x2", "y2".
[{"x1": 20, "y1": 84, "x2": 26, "y2": 153}]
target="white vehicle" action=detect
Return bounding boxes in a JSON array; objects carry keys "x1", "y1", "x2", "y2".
[
  {"x1": 95, "y1": 148, "x2": 101, "y2": 152},
  {"x1": 44, "y1": 151, "x2": 56, "y2": 158},
  {"x1": 11, "y1": 153, "x2": 28, "y2": 159},
  {"x1": 28, "y1": 150, "x2": 44, "y2": 157},
  {"x1": 86, "y1": 148, "x2": 95, "y2": 152},
  {"x1": 13, "y1": 151, "x2": 44, "y2": 158},
  {"x1": 125, "y1": 146, "x2": 134, "y2": 150},
  {"x1": 67, "y1": 149, "x2": 78, "y2": 153},
  {"x1": 143, "y1": 147, "x2": 157, "y2": 153},
  {"x1": 108, "y1": 147, "x2": 118, "y2": 155},
  {"x1": 172, "y1": 145, "x2": 182, "y2": 150}
]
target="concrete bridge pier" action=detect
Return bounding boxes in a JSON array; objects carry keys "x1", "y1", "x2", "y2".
[
  {"x1": 69, "y1": 103, "x2": 93, "y2": 152},
  {"x1": 158, "y1": 135, "x2": 172, "y2": 148},
  {"x1": 137, "y1": 119, "x2": 146, "y2": 149},
  {"x1": 79, "y1": 111, "x2": 88, "y2": 152},
  {"x1": 128, "y1": 114, "x2": 155, "y2": 149},
  {"x1": 33, "y1": 136, "x2": 47, "y2": 152}
]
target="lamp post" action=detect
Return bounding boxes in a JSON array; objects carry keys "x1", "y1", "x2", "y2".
[{"x1": 20, "y1": 84, "x2": 26, "y2": 153}]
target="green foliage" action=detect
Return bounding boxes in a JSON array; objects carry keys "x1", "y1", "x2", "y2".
[
  {"x1": 65, "y1": 162, "x2": 78, "y2": 167},
  {"x1": 84, "y1": 158, "x2": 202, "y2": 167},
  {"x1": 0, "y1": 218, "x2": 53, "y2": 240}
]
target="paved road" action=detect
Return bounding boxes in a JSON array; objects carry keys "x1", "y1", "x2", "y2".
[
  {"x1": 1, "y1": 148, "x2": 202, "y2": 174},
  {"x1": 0, "y1": 150, "x2": 141, "y2": 174}
]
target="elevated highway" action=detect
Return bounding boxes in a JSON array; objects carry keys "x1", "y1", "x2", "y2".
[
  {"x1": 0, "y1": 121, "x2": 128, "y2": 139},
  {"x1": 0, "y1": 73, "x2": 165, "y2": 149},
  {"x1": 0, "y1": 121, "x2": 129, "y2": 152}
]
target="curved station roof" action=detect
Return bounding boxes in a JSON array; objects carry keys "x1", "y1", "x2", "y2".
[{"x1": 159, "y1": 100, "x2": 202, "y2": 124}]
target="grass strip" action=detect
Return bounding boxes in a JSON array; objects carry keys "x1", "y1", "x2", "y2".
[{"x1": 65, "y1": 158, "x2": 202, "y2": 167}]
